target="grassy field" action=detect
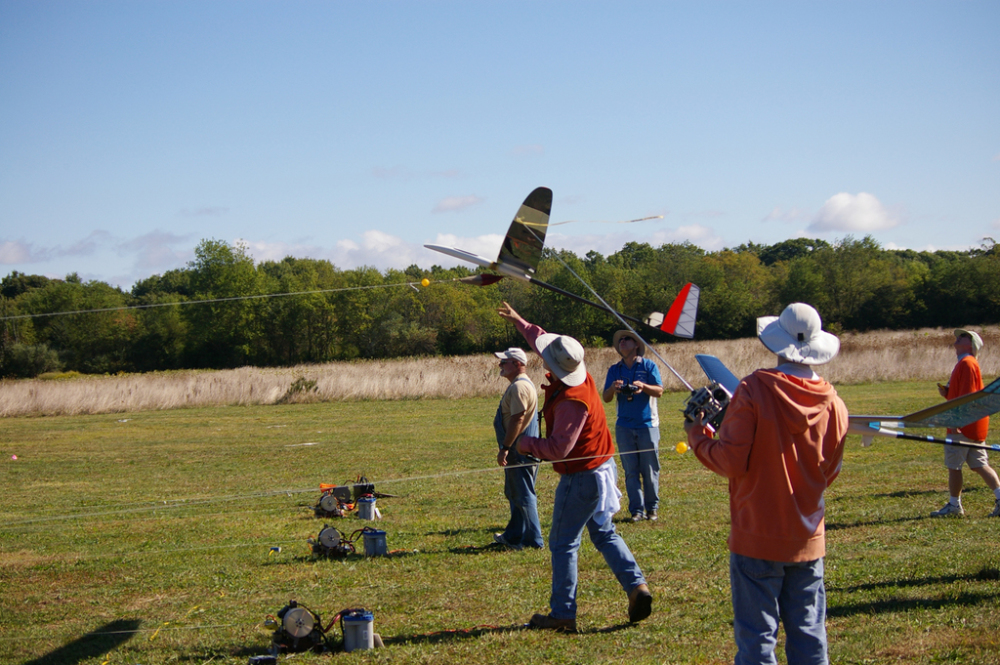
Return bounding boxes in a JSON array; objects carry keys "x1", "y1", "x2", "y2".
[{"x1": 3, "y1": 383, "x2": 1000, "y2": 664}]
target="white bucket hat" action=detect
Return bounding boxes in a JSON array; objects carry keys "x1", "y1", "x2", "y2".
[
  {"x1": 757, "y1": 303, "x2": 840, "y2": 365},
  {"x1": 534, "y1": 333, "x2": 587, "y2": 387},
  {"x1": 494, "y1": 347, "x2": 528, "y2": 364},
  {"x1": 954, "y1": 329, "x2": 983, "y2": 354}
]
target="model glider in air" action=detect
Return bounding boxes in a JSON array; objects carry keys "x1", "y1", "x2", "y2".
[
  {"x1": 425, "y1": 186, "x2": 699, "y2": 339},
  {"x1": 693, "y1": 353, "x2": 1000, "y2": 451}
]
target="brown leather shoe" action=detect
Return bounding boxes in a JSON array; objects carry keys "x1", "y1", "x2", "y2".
[
  {"x1": 628, "y1": 584, "x2": 652, "y2": 623},
  {"x1": 529, "y1": 613, "x2": 577, "y2": 632}
]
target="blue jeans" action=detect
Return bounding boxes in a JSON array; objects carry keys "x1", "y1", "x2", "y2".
[
  {"x1": 501, "y1": 451, "x2": 544, "y2": 548},
  {"x1": 616, "y1": 426, "x2": 660, "y2": 515},
  {"x1": 730, "y1": 553, "x2": 828, "y2": 665},
  {"x1": 548, "y1": 467, "x2": 646, "y2": 619}
]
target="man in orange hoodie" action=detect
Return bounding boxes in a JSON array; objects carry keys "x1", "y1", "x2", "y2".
[
  {"x1": 930, "y1": 329, "x2": 1000, "y2": 518},
  {"x1": 685, "y1": 303, "x2": 848, "y2": 665},
  {"x1": 498, "y1": 301, "x2": 651, "y2": 633}
]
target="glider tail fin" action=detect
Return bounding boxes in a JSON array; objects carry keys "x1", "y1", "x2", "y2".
[{"x1": 644, "y1": 283, "x2": 700, "y2": 339}]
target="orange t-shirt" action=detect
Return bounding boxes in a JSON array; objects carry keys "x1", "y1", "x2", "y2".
[{"x1": 947, "y1": 355, "x2": 988, "y2": 442}]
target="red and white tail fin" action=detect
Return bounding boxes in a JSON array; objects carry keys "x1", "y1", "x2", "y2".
[{"x1": 644, "y1": 283, "x2": 700, "y2": 339}]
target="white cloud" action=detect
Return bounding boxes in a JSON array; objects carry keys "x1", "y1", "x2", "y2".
[
  {"x1": 808, "y1": 192, "x2": 900, "y2": 233},
  {"x1": 545, "y1": 223, "x2": 725, "y2": 257},
  {"x1": 0, "y1": 233, "x2": 116, "y2": 265},
  {"x1": 0, "y1": 240, "x2": 37, "y2": 264},
  {"x1": 359, "y1": 229, "x2": 404, "y2": 253},
  {"x1": 239, "y1": 232, "x2": 427, "y2": 271},
  {"x1": 334, "y1": 231, "x2": 421, "y2": 269},
  {"x1": 235, "y1": 238, "x2": 324, "y2": 264},
  {"x1": 64, "y1": 231, "x2": 113, "y2": 257},
  {"x1": 432, "y1": 195, "x2": 485, "y2": 213},
  {"x1": 117, "y1": 231, "x2": 194, "y2": 271},
  {"x1": 763, "y1": 206, "x2": 810, "y2": 223}
]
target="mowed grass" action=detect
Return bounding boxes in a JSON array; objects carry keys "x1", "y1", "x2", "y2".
[{"x1": 3, "y1": 384, "x2": 1000, "y2": 664}]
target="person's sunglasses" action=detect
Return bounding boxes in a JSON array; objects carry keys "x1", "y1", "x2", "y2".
[{"x1": 499, "y1": 359, "x2": 515, "y2": 365}]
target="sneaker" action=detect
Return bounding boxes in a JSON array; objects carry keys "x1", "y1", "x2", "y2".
[
  {"x1": 930, "y1": 502, "x2": 964, "y2": 518},
  {"x1": 493, "y1": 533, "x2": 523, "y2": 550},
  {"x1": 529, "y1": 613, "x2": 577, "y2": 632},
  {"x1": 990, "y1": 499, "x2": 1000, "y2": 518},
  {"x1": 627, "y1": 584, "x2": 653, "y2": 623},
  {"x1": 630, "y1": 512, "x2": 645, "y2": 523},
  {"x1": 647, "y1": 510, "x2": 658, "y2": 522}
]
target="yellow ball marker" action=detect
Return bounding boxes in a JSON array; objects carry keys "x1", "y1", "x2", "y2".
[
  {"x1": 421, "y1": 278, "x2": 430, "y2": 287},
  {"x1": 675, "y1": 441, "x2": 688, "y2": 455}
]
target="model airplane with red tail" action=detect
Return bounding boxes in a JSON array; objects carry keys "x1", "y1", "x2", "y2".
[{"x1": 425, "y1": 186, "x2": 699, "y2": 339}]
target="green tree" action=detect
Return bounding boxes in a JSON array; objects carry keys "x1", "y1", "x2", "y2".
[{"x1": 183, "y1": 239, "x2": 263, "y2": 368}]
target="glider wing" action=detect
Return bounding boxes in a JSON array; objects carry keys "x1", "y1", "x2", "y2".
[
  {"x1": 497, "y1": 186, "x2": 552, "y2": 279},
  {"x1": 423, "y1": 244, "x2": 496, "y2": 270},
  {"x1": 900, "y1": 376, "x2": 1000, "y2": 428}
]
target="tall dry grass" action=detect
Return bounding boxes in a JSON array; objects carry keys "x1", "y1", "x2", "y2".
[{"x1": 1, "y1": 326, "x2": 997, "y2": 418}]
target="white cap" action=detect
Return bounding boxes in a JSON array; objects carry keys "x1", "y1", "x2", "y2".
[{"x1": 494, "y1": 348, "x2": 528, "y2": 364}]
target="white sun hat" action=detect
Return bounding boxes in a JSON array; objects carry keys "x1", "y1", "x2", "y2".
[
  {"x1": 534, "y1": 333, "x2": 588, "y2": 387},
  {"x1": 954, "y1": 329, "x2": 983, "y2": 354},
  {"x1": 757, "y1": 303, "x2": 840, "y2": 365}
]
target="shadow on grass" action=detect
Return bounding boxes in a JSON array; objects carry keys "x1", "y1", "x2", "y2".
[
  {"x1": 24, "y1": 619, "x2": 141, "y2": 665},
  {"x1": 379, "y1": 620, "x2": 637, "y2": 646},
  {"x1": 263, "y1": 551, "x2": 420, "y2": 566},
  {"x1": 428, "y1": 527, "x2": 495, "y2": 537},
  {"x1": 447, "y1": 543, "x2": 540, "y2": 555},
  {"x1": 826, "y1": 514, "x2": 925, "y2": 530},
  {"x1": 831, "y1": 566, "x2": 1000, "y2": 592},
  {"x1": 828, "y1": 590, "x2": 997, "y2": 618}
]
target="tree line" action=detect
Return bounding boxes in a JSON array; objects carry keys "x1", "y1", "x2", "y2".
[{"x1": 1, "y1": 235, "x2": 998, "y2": 378}]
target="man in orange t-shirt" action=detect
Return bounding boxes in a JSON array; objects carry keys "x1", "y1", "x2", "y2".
[
  {"x1": 930, "y1": 329, "x2": 1000, "y2": 518},
  {"x1": 685, "y1": 303, "x2": 848, "y2": 665}
]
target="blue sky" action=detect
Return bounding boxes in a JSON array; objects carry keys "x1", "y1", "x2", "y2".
[{"x1": 1, "y1": 1, "x2": 998, "y2": 289}]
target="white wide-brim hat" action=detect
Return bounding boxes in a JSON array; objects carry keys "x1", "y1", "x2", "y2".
[
  {"x1": 612, "y1": 330, "x2": 646, "y2": 358},
  {"x1": 535, "y1": 333, "x2": 587, "y2": 387},
  {"x1": 757, "y1": 302, "x2": 840, "y2": 365}
]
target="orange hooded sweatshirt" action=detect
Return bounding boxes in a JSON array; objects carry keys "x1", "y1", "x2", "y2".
[{"x1": 688, "y1": 368, "x2": 848, "y2": 562}]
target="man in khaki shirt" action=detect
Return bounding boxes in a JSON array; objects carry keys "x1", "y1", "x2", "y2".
[{"x1": 492, "y1": 347, "x2": 543, "y2": 550}]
